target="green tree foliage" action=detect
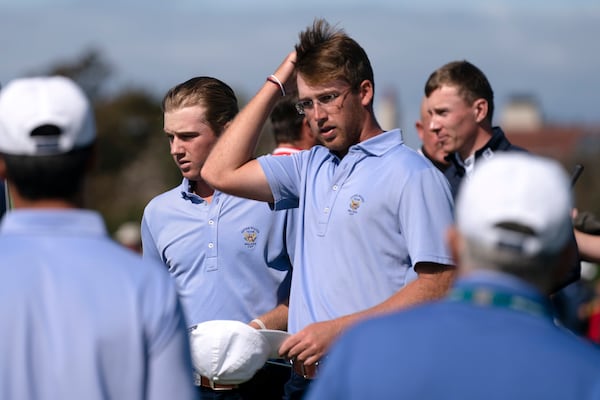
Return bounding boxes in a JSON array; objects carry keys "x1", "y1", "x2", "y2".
[
  {"x1": 45, "y1": 49, "x2": 111, "y2": 102},
  {"x1": 43, "y1": 49, "x2": 180, "y2": 233}
]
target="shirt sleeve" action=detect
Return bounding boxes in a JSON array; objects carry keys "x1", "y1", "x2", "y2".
[
  {"x1": 141, "y1": 211, "x2": 164, "y2": 266},
  {"x1": 143, "y1": 265, "x2": 196, "y2": 400},
  {"x1": 399, "y1": 167, "x2": 455, "y2": 268},
  {"x1": 258, "y1": 153, "x2": 302, "y2": 211}
]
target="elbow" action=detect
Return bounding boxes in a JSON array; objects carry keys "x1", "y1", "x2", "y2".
[
  {"x1": 201, "y1": 162, "x2": 238, "y2": 194},
  {"x1": 200, "y1": 163, "x2": 222, "y2": 190}
]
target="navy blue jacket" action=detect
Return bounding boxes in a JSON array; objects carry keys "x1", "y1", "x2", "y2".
[{"x1": 444, "y1": 126, "x2": 526, "y2": 199}]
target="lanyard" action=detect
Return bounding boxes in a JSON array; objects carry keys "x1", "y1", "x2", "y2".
[{"x1": 448, "y1": 287, "x2": 553, "y2": 319}]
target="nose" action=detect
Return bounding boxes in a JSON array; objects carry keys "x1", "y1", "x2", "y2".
[
  {"x1": 170, "y1": 136, "x2": 183, "y2": 155},
  {"x1": 312, "y1": 102, "x2": 327, "y2": 121},
  {"x1": 429, "y1": 115, "x2": 441, "y2": 133}
]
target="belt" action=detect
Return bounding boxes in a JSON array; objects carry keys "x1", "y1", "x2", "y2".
[
  {"x1": 291, "y1": 359, "x2": 320, "y2": 379},
  {"x1": 199, "y1": 375, "x2": 239, "y2": 391}
]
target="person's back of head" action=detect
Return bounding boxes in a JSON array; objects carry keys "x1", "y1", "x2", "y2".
[
  {"x1": 295, "y1": 18, "x2": 374, "y2": 96},
  {"x1": 270, "y1": 96, "x2": 305, "y2": 145},
  {"x1": 0, "y1": 76, "x2": 96, "y2": 204},
  {"x1": 425, "y1": 60, "x2": 495, "y2": 125},
  {"x1": 453, "y1": 152, "x2": 574, "y2": 293},
  {"x1": 162, "y1": 76, "x2": 238, "y2": 136}
]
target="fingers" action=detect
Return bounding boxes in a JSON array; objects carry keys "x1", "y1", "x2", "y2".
[
  {"x1": 278, "y1": 333, "x2": 301, "y2": 358},
  {"x1": 294, "y1": 348, "x2": 322, "y2": 366},
  {"x1": 278, "y1": 331, "x2": 323, "y2": 365},
  {"x1": 286, "y1": 50, "x2": 297, "y2": 65},
  {"x1": 273, "y1": 51, "x2": 298, "y2": 89}
]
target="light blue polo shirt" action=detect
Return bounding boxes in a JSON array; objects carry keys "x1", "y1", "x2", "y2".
[
  {"x1": 141, "y1": 179, "x2": 292, "y2": 328},
  {"x1": 258, "y1": 129, "x2": 454, "y2": 333},
  {"x1": 0, "y1": 209, "x2": 196, "y2": 400}
]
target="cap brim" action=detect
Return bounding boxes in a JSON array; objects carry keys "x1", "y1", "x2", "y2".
[{"x1": 259, "y1": 329, "x2": 290, "y2": 359}]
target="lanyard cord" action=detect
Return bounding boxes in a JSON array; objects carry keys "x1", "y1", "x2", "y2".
[{"x1": 448, "y1": 287, "x2": 553, "y2": 319}]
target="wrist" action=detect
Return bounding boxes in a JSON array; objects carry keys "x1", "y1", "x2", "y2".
[
  {"x1": 250, "y1": 318, "x2": 267, "y2": 330},
  {"x1": 266, "y1": 75, "x2": 286, "y2": 96}
]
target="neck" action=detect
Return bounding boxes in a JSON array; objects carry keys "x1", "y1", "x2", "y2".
[
  {"x1": 458, "y1": 127, "x2": 493, "y2": 161},
  {"x1": 190, "y1": 179, "x2": 215, "y2": 201},
  {"x1": 360, "y1": 117, "x2": 385, "y2": 143},
  {"x1": 12, "y1": 198, "x2": 77, "y2": 210},
  {"x1": 276, "y1": 142, "x2": 300, "y2": 150},
  {"x1": 7, "y1": 182, "x2": 78, "y2": 209}
]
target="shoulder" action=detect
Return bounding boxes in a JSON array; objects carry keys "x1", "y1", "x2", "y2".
[{"x1": 143, "y1": 185, "x2": 182, "y2": 214}]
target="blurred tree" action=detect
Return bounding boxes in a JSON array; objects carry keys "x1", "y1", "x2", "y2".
[
  {"x1": 38, "y1": 48, "x2": 180, "y2": 232},
  {"x1": 45, "y1": 48, "x2": 111, "y2": 101},
  {"x1": 88, "y1": 89, "x2": 180, "y2": 232}
]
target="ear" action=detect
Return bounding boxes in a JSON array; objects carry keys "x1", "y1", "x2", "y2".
[
  {"x1": 358, "y1": 80, "x2": 375, "y2": 108},
  {"x1": 85, "y1": 145, "x2": 97, "y2": 174},
  {"x1": 472, "y1": 98, "x2": 489, "y2": 124},
  {"x1": 552, "y1": 235, "x2": 580, "y2": 290},
  {"x1": 415, "y1": 120, "x2": 425, "y2": 141}
]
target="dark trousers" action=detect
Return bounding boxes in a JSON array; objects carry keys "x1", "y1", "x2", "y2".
[
  {"x1": 282, "y1": 370, "x2": 312, "y2": 400},
  {"x1": 197, "y1": 362, "x2": 291, "y2": 400}
]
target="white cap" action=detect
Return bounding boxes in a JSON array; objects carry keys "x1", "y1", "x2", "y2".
[
  {"x1": 456, "y1": 152, "x2": 573, "y2": 256},
  {"x1": 189, "y1": 320, "x2": 285, "y2": 385},
  {"x1": 114, "y1": 221, "x2": 142, "y2": 247},
  {"x1": 0, "y1": 76, "x2": 95, "y2": 156}
]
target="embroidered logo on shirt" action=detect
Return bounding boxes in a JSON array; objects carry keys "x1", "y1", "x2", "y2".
[
  {"x1": 242, "y1": 227, "x2": 259, "y2": 249},
  {"x1": 348, "y1": 194, "x2": 364, "y2": 215}
]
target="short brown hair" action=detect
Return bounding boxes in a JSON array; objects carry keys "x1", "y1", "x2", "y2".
[
  {"x1": 295, "y1": 19, "x2": 374, "y2": 93},
  {"x1": 425, "y1": 60, "x2": 495, "y2": 123},
  {"x1": 270, "y1": 96, "x2": 304, "y2": 144},
  {"x1": 162, "y1": 77, "x2": 238, "y2": 136}
]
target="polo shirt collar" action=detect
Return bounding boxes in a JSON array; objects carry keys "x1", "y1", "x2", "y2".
[
  {"x1": 351, "y1": 129, "x2": 403, "y2": 157},
  {"x1": 1, "y1": 209, "x2": 107, "y2": 237},
  {"x1": 180, "y1": 178, "x2": 220, "y2": 204}
]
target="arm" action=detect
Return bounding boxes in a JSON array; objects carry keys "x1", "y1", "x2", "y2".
[
  {"x1": 202, "y1": 52, "x2": 298, "y2": 202},
  {"x1": 249, "y1": 302, "x2": 289, "y2": 331},
  {"x1": 141, "y1": 214, "x2": 164, "y2": 265},
  {"x1": 575, "y1": 229, "x2": 600, "y2": 263},
  {"x1": 145, "y1": 270, "x2": 197, "y2": 400},
  {"x1": 279, "y1": 263, "x2": 456, "y2": 365},
  {"x1": 147, "y1": 322, "x2": 197, "y2": 400}
]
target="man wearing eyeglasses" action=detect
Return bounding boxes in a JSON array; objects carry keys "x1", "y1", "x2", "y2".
[{"x1": 202, "y1": 18, "x2": 456, "y2": 399}]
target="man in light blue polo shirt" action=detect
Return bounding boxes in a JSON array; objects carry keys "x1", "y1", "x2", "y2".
[
  {"x1": 202, "y1": 19, "x2": 456, "y2": 398},
  {"x1": 0, "y1": 76, "x2": 196, "y2": 399},
  {"x1": 141, "y1": 77, "x2": 292, "y2": 399}
]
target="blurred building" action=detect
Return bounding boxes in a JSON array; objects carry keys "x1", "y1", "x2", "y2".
[
  {"x1": 376, "y1": 88, "x2": 400, "y2": 132},
  {"x1": 500, "y1": 94, "x2": 543, "y2": 132},
  {"x1": 500, "y1": 94, "x2": 600, "y2": 162},
  {"x1": 500, "y1": 94, "x2": 600, "y2": 218}
]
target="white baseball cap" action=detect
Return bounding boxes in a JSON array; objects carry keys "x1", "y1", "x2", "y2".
[
  {"x1": 0, "y1": 76, "x2": 95, "y2": 156},
  {"x1": 189, "y1": 320, "x2": 287, "y2": 385},
  {"x1": 456, "y1": 152, "x2": 573, "y2": 256}
]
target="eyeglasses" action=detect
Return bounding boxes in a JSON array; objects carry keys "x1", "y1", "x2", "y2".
[{"x1": 294, "y1": 89, "x2": 352, "y2": 115}]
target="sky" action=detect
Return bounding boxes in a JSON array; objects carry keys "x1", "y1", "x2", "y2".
[{"x1": 1, "y1": 0, "x2": 599, "y2": 148}]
